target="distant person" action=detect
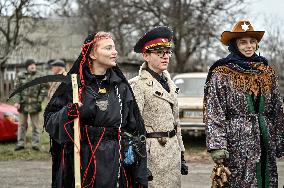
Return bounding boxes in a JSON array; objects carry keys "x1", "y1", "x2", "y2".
[
  {"x1": 47, "y1": 59, "x2": 67, "y2": 101},
  {"x1": 204, "y1": 20, "x2": 284, "y2": 187},
  {"x1": 129, "y1": 26, "x2": 188, "y2": 187},
  {"x1": 14, "y1": 59, "x2": 48, "y2": 151}
]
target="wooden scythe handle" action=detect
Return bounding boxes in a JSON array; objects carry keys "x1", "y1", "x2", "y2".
[{"x1": 71, "y1": 74, "x2": 81, "y2": 188}]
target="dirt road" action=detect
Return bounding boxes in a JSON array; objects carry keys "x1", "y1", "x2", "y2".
[
  {"x1": 182, "y1": 159, "x2": 284, "y2": 188},
  {"x1": 0, "y1": 160, "x2": 51, "y2": 188},
  {"x1": 0, "y1": 159, "x2": 283, "y2": 188}
]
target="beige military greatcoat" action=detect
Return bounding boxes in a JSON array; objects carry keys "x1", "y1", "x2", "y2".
[{"x1": 129, "y1": 62, "x2": 185, "y2": 188}]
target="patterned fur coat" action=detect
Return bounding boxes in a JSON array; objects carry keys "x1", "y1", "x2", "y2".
[
  {"x1": 204, "y1": 63, "x2": 284, "y2": 187},
  {"x1": 129, "y1": 62, "x2": 185, "y2": 188}
]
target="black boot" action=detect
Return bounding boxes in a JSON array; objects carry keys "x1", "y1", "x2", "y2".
[{"x1": 14, "y1": 146, "x2": 25, "y2": 151}]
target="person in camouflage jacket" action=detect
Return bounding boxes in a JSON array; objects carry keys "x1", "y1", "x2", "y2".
[{"x1": 14, "y1": 59, "x2": 48, "y2": 151}]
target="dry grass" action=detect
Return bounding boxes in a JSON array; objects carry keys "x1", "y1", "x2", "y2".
[
  {"x1": 182, "y1": 133, "x2": 211, "y2": 162},
  {"x1": 0, "y1": 130, "x2": 210, "y2": 161},
  {"x1": 0, "y1": 101, "x2": 51, "y2": 161},
  {"x1": 0, "y1": 101, "x2": 210, "y2": 161},
  {"x1": 0, "y1": 130, "x2": 50, "y2": 161}
]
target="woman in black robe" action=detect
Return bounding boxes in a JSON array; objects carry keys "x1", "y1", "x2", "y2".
[{"x1": 44, "y1": 32, "x2": 148, "y2": 188}]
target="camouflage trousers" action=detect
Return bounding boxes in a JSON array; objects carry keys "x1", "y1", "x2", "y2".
[{"x1": 16, "y1": 113, "x2": 40, "y2": 147}]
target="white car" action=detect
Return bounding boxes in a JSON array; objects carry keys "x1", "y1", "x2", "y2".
[{"x1": 173, "y1": 73, "x2": 207, "y2": 136}]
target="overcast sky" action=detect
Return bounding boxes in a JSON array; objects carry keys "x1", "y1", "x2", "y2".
[{"x1": 244, "y1": 0, "x2": 284, "y2": 32}]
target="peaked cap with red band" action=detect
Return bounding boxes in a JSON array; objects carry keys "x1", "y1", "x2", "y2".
[{"x1": 134, "y1": 26, "x2": 173, "y2": 53}]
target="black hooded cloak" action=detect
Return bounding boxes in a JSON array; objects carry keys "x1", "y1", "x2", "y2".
[{"x1": 44, "y1": 33, "x2": 148, "y2": 188}]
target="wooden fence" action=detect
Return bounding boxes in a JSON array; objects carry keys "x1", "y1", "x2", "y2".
[{"x1": 0, "y1": 78, "x2": 15, "y2": 102}]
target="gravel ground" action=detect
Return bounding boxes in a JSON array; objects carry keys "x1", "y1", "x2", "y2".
[
  {"x1": 0, "y1": 160, "x2": 51, "y2": 188},
  {"x1": 0, "y1": 159, "x2": 283, "y2": 188},
  {"x1": 182, "y1": 159, "x2": 284, "y2": 188}
]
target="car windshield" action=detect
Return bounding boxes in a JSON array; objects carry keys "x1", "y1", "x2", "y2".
[{"x1": 174, "y1": 77, "x2": 206, "y2": 97}]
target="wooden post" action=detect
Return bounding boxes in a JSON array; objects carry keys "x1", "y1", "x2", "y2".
[
  {"x1": 71, "y1": 74, "x2": 81, "y2": 188},
  {"x1": 0, "y1": 70, "x2": 4, "y2": 101}
]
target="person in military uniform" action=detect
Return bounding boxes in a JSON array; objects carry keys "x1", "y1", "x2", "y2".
[
  {"x1": 129, "y1": 26, "x2": 188, "y2": 188},
  {"x1": 204, "y1": 20, "x2": 284, "y2": 187},
  {"x1": 47, "y1": 59, "x2": 67, "y2": 101},
  {"x1": 14, "y1": 59, "x2": 48, "y2": 151}
]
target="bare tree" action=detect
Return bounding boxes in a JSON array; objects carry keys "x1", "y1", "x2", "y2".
[
  {"x1": 1, "y1": 0, "x2": 28, "y2": 66},
  {"x1": 128, "y1": 0, "x2": 248, "y2": 72},
  {"x1": 260, "y1": 18, "x2": 284, "y2": 66},
  {"x1": 48, "y1": 0, "x2": 77, "y2": 16},
  {"x1": 258, "y1": 17, "x2": 284, "y2": 93},
  {"x1": 52, "y1": 0, "x2": 248, "y2": 72},
  {"x1": 73, "y1": 0, "x2": 139, "y2": 56},
  {"x1": 0, "y1": 0, "x2": 56, "y2": 67}
]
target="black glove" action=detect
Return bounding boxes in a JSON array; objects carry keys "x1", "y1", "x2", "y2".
[
  {"x1": 147, "y1": 168, "x2": 153, "y2": 181},
  {"x1": 66, "y1": 103, "x2": 79, "y2": 120},
  {"x1": 67, "y1": 101, "x2": 96, "y2": 121},
  {"x1": 181, "y1": 151, "x2": 188, "y2": 175}
]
